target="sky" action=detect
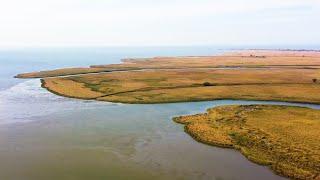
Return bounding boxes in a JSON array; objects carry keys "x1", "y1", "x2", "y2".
[{"x1": 0, "y1": 0, "x2": 319, "y2": 47}]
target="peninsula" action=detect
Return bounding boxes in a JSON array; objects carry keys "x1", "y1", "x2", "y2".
[
  {"x1": 16, "y1": 50, "x2": 320, "y2": 104},
  {"x1": 173, "y1": 105, "x2": 320, "y2": 179}
]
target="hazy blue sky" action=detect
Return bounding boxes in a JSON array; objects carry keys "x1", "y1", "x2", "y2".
[{"x1": 0, "y1": 0, "x2": 319, "y2": 47}]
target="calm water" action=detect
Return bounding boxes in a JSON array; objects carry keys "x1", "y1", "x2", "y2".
[{"x1": 1, "y1": 47, "x2": 319, "y2": 180}]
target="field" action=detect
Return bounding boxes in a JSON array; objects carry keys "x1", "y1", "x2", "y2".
[
  {"x1": 16, "y1": 50, "x2": 320, "y2": 79},
  {"x1": 37, "y1": 67, "x2": 320, "y2": 104},
  {"x1": 16, "y1": 50, "x2": 320, "y2": 104},
  {"x1": 173, "y1": 105, "x2": 320, "y2": 179},
  {"x1": 15, "y1": 50, "x2": 320, "y2": 105}
]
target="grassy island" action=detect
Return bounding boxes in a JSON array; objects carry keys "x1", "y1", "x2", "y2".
[
  {"x1": 16, "y1": 50, "x2": 320, "y2": 104},
  {"x1": 173, "y1": 105, "x2": 320, "y2": 179}
]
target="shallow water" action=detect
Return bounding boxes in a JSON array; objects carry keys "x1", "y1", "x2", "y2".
[{"x1": 1, "y1": 47, "x2": 319, "y2": 180}]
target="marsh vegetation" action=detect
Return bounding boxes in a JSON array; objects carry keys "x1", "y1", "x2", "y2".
[
  {"x1": 16, "y1": 50, "x2": 320, "y2": 104},
  {"x1": 173, "y1": 105, "x2": 320, "y2": 179},
  {"x1": 39, "y1": 67, "x2": 320, "y2": 104}
]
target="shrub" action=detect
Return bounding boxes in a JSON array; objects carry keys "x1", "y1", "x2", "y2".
[
  {"x1": 203, "y1": 82, "x2": 213, "y2": 86},
  {"x1": 312, "y1": 79, "x2": 317, "y2": 83}
]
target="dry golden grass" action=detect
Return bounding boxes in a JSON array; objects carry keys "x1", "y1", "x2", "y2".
[
  {"x1": 69, "y1": 68, "x2": 320, "y2": 87},
  {"x1": 94, "y1": 55, "x2": 320, "y2": 69},
  {"x1": 225, "y1": 50, "x2": 320, "y2": 57},
  {"x1": 16, "y1": 50, "x2": 320, "y2": 78},
  {"x1": 17, "y1": 50, "x2": 320, "y2": 104},
  {"x1": 39, "y1": 67, "x2": 320, "y2": 104},
  {"x1": 173, "y1": 105, "x2": 320, "y2": 179},
  {"x1": 42, "y1": 78, "x2": 104, "y2": 99},
  {"x1": 97, "y1": 84, "x2": 320, "y2": 104},
  {"x1": 15, "y1": 67, "x2": 110, "y2": 78}
]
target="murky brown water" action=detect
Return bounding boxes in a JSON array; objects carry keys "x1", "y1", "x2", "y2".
[{"x1": 2, "y1": 80, "x2": 319, "y2": 179}]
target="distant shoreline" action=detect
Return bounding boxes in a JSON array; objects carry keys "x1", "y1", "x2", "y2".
[{"x1": 230, "y1": 48, "x2": 320, "y2": 52}]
